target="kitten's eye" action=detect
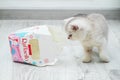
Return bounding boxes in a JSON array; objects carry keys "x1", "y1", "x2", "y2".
[{"x1": 68, "y1": 34, "x2": 72, "y2": 39}]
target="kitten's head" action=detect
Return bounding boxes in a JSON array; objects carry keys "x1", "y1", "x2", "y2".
[{"x1": 64, "y1": 17, "x2": 85, "y2": 40}]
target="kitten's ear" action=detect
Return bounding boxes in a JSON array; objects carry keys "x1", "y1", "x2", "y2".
[{"x1": 71, "y1": 25, "x2": 79, "y2": 31}]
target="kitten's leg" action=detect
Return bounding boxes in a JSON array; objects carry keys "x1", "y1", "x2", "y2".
[
  {"x1": 98, "y1": 42, "x2": 109, "y2": 63},
  {"x1": 82, "y1": 47, "x2": 92, "y2": 63}
]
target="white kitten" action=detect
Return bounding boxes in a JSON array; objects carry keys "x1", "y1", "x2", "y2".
[{"x1": 64, "y1": 13, "x2": 109, "y2": 63}]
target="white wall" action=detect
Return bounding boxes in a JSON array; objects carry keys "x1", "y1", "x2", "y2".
[{"x1": 0, "y1": 0, "x2": 120, "y2": 9}]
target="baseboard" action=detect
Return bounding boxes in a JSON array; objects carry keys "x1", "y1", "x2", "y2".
[{"x1": 0, "y1": 9, "x2": 120, "y2": 20}]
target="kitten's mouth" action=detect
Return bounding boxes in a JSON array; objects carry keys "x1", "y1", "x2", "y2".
[{"x1": 68, "y1": 34, "x2": 72, "y2": 39}]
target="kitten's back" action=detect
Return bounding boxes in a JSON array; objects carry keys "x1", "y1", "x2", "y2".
[{"x1": 87, "y1": 13, "x2": 108, "y2": 40}]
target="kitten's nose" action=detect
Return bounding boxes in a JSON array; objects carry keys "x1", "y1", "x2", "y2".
[
  {"x1": 68, "y1": 34, "x2": 72, "y2": 39},
  {"x1": 68, "y1": 36, "x2": 70, "y2": 39}
]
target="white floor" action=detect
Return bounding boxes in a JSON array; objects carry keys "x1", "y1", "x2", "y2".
[{"x1": 0, "y1": 20, "x2": 120, "y2": 80}]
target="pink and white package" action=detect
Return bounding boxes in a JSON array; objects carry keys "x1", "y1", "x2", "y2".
[{"x1": 8, "y1": 25, "x2": 59, "y2": 66}]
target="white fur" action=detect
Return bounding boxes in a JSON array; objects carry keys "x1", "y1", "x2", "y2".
[{"x1": 64, "y1": 13, "x2": 109, "y2": 63}]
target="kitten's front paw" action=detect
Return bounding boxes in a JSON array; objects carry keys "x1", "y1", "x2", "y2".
[
  {"x1": 100, "y1": 58, "x2": 109, "y2": 63},
  {"x1": 100, "y1": 55, "x2": 109, "y2": 63},
  {"x1": 82, "y1": 57, "x2": 91, "y2": 63}
]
